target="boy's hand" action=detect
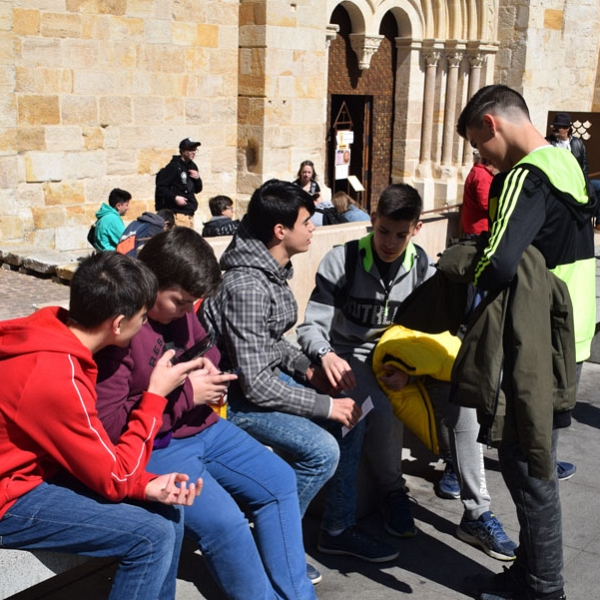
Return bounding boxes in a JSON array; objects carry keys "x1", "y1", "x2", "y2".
[
  {"x1": 329, "y1": 398, "x2": 362, "y2": 428},
  {"x1": 320, "y1": 352, "x2": 357, "y2": 392},
  {"x1": 189, "y1": 364, "x2": 237, "y2": 406},
  {"x1": 305, "y1": 364, "x2": 336, "y2": 394},
  {"x1": 145, "y1": 473, "x2": 203, "y2": 506},
  {"x1": 147, "y1": 350, "x2": 204, "y2": 398},
  {"x1": 378, "y1": 364, "x2": 409, "y2": 391}
]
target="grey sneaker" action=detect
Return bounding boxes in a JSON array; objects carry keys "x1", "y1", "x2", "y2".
[
  {"x1": 456, "y1": 511, "x2": 517, "y2": 561},
  {"x1": 318, "y1": 527, "x2": 399, "y2": 563},
  {"x1": 306, "y1": 563, "x2": 322, "y2": 585}
]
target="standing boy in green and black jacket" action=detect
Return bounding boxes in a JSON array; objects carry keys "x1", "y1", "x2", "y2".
[{"x1": 457, "y1": 85, "x2": 596, "y2": 600}]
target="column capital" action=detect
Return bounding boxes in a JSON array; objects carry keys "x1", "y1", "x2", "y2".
[
  {"x1": 444, "y1": 40, "x2": 466, "y2": 68},
  {"x1": 349, "y1": 33, "x2": 384, "y2": 70},
  {"x1": 421, "y1": 39, "x2": 444, "y2": 68},
  {"x1": 326, "y1": 23, "x2": 339, "y2": 48}
]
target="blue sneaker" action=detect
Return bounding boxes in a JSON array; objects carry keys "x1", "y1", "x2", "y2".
[
  {"x1": 557, "y1": 461, "x2": 576, "y2": 480},
  {"x1": 456, "y1": 511, "x2": 517, "y2": 561},
  {"x1": 438, "y1": 461, "x2": 461, "y2": 499}
]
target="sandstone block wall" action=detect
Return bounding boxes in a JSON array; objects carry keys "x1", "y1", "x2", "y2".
[{"x1": 3, "y1": 0, "x2": 240, "y2": 250}]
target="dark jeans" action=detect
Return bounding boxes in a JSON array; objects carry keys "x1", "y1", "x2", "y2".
[{"x1": 498, "y1": 430, "x2": 564, "y2": 600}]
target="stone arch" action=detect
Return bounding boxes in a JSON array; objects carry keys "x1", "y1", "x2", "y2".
[
  {"x1": 372, "y1": 0, "x2": 425, "y2": 39},
  {"x1": 327, "y1": 0, "x2": 370, "y2": 34}
]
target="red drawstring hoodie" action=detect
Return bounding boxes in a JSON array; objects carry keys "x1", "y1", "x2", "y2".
[{"x1": 0, "y1": 307, "x2": 167, "y2": 519}]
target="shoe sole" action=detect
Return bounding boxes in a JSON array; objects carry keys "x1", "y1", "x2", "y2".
[
  {"x1": 455, "y1": 526, "x2": 516, "y2": 562},
  {"x1": 309, "y1": 574, "x2": 323, "y2": 585},
  {"x1": 437, "y1": 487, "x2": 461, "y2": 500},
  {"x1": 558, "y1": 471, "x2": 575, "y2": 481},
  {"x1": 383, "y1": 521, "x2": 417, "y2": 538},
  {"x1": 317, "y1": 544, "x2": 399, "y2": 563}
]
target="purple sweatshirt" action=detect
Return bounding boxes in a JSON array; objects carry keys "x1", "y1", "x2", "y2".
[{"x1": 95, "y1": 312, "x2": 219, "y2": 445}]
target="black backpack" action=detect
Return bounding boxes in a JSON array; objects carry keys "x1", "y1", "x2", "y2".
[
  {"x1": 154, "y1": 167, "x2": 167, "y2": 210},
  {"x1": 87, "y1": 221, "x2": 97, "y2": 248},
  {"x1": 315, "y1": 206, "x2": 347, "y2": 226}
]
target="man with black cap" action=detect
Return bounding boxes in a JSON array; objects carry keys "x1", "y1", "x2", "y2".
[
  {"x1": 546, "y1": 112, "x2": 590, "y2": 178},
  {"x1": 155, "y1": 137, "x2": 203, "y2": 228}
]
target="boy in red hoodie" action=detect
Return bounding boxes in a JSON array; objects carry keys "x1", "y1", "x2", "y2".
[{"x1": 0, "y1": 252, "x2": 202, "y2": 600}]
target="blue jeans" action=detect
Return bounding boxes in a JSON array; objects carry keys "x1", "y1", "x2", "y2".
[
  {"x1": 227, "y1": 395, "x2": 340, "y2": 518},
  {"x1": 147, "y1": 418, "x2": 317, "y2": 600},
  {"x1": 276, "y1": 368, "x2": 366, "y2": 532},
  {"x1": 499, "y1": 430, "x2": 563, "y2": 599},
  {"x1": 0, "y1": 480, "x2": 183, "y2": 600}
]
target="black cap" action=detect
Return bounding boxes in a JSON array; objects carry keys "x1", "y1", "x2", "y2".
[
  {"x1": 551, "y1": 112, "x2": 571, "y2": 128},
  {"x1": 179, "y1": 137, "x2": 201, "y2": 151}
]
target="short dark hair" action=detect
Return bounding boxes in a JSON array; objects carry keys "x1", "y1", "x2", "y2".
[
  {"x1": 108, "y1": 188, "x2": 132, "y2": 209},
  {"x1": 137, "y1": 227, "x2": 222, "y2": 298},
  {"x1": 376, "y1": 184, "x2": 422, "y2": 223},
  {"x1": 297, "y1": 160, "x2": 318, "y2": 181},
  {"x1": 69, "y1": 252, "x2": 157, "y2": 328},
  {"x1": 246, "y1": 179, "x2": 315, "y2": 245},
  {"x1": 209, "y1": 195, "x2": 233, "y2": 217},
  {"x1": 457, "y1": 85, "x2": 530, "y2": 139},
  {"x1": 156, "y1": 209, "x2": 175, "y2": 230}
]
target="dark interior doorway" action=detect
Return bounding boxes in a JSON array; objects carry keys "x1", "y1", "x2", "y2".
[{"x1": 328, "y1": 94, "x2": 373, "y2": 211}]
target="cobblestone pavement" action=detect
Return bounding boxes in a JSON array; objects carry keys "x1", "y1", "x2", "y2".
[{"x1": 0, "y1": 266, "x2": 70, "y2": 321}]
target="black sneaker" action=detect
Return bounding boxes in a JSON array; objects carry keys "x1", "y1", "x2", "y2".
[
  {"x1": 306, "y1": 563, "x2": 322, "y2": 585},
  {"x1": 479, "y1": 594, "x2": 565, "y2": 600},
  {"x1": 318, "y1": 526, "x2": 399, "y2": 563},
  {"x1": 382, "y1": 489, "x2": 417, "y2": 537},
  {"x1": 464, "y1": 565, "x2": 526, "y2": 598}
]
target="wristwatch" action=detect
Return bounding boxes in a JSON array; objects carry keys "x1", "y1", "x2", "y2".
[{"x1": 316, "y1": 345, "x2": 333, "y2": 363}]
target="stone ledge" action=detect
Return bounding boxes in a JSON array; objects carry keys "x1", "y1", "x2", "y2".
[
  {"x1": 0, "y1": 246, "x2": 91, "y2": 282},
  {"x1": 0, "y1": 550, "x2": 93, "y2": 598}
]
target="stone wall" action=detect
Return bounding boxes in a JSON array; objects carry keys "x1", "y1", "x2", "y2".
[
  {"x1": 4, "y1": 0, "x2": 240, "y2": 250},
  {"x1": 2, "y1": 0, "x2": 599, "y2": 251},
  {"x1": 496, "y1": 0, "x2": 600, "y2": 132}
]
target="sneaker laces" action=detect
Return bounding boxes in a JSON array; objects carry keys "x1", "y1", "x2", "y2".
[{"x1": 482, "y1": 514, "x2": 511, "y2": 543}]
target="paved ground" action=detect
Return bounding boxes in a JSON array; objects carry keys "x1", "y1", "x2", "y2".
[{"x1": 2, "y1": 255, "x2": 600, "y2": 600}]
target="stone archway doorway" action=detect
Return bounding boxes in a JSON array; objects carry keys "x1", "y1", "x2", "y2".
[{"x1": 328, "y1": 94, "x2": 373, "y2": 211}]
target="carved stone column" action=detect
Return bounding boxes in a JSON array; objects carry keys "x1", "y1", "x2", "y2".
[
  {"x1": 418, "y1": 43, "x2": 442, "y2": 170},
  {"x1": 349, "y1": 34, "x2": 384, "y2": 70},
  {"x1": 461, "y1": 47, "x2": 486, "y2": 164},
  {"x1": 441, "y1": 44, "x2": 464, "y2": 166}
]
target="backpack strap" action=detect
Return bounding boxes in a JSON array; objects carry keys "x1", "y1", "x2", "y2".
[{"x1": 413, "y1": 243, "x2": 429, "y2": 286}]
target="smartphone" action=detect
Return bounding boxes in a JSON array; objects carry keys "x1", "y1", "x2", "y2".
[
  {"x1": 221, "y1": 366, "x2": 241, "y2": 375},
  {"x1": 170, "y1": 336, "x2": 214, "y2": 365}
]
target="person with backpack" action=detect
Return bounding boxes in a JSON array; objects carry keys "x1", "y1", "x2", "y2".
[
  {"x1": 202, "y1": 179, "x2": 362, "y2": 584},
  {"x1": 155, "y1": 138, "x2": 203, "y2": 228},
  {"x1": 90, "y1": 188, "x2": 131, "y2": 251},
  {"x1": 296, "y1": 184, "x2": 515, "y2": 562},
  {"x1": 115, "y1": 210, "x2": 174, "y2": 257}
]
